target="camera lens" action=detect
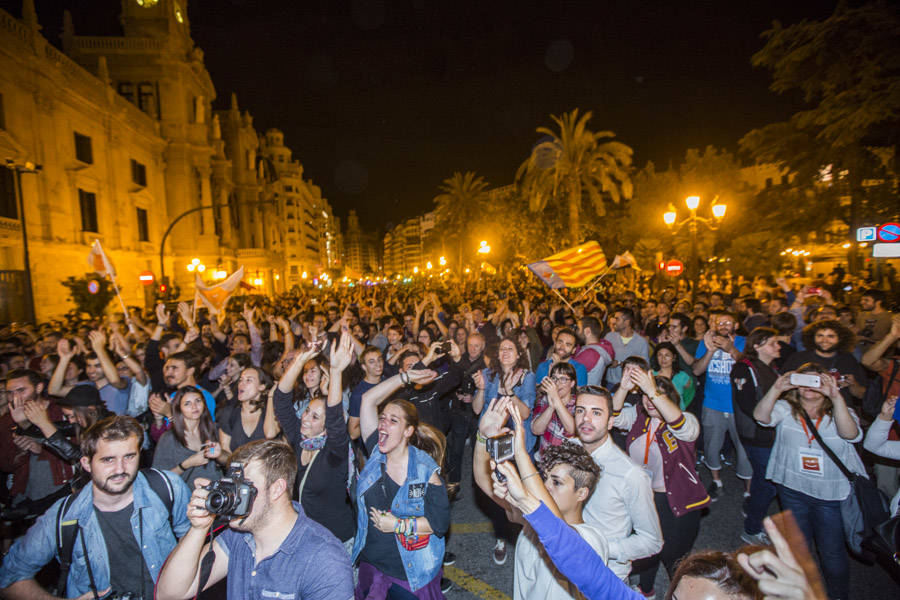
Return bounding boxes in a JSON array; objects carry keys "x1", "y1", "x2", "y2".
[{"x1": 205, "y1": 490, "x2": 232, "y2": 514}]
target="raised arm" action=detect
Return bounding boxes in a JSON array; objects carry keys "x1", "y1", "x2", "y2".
[
  {"x1": 111, "y1": 333, "x2": 147, "y2": 386},
  {"x1": 820, "y1": 374, "x2": 859, "y2": 440},
  {"x1": 360, "y1": 369, "x2": 436, "y2": 441},
  {"x1": 861, "y1": 315, "x2": 900, "y2": 372},
  {"x1": 754, "y1": 373, "x2": 793, "y2": 425},
  {"x1": 88, "y1": 330, "x2": 126, "y2": 389},
  {"x1": 48, "y1": 338, "x2": 77, "y2": 397},
  {"x1": 691, "y1": 330, "x2": 717, "y2": 376}
]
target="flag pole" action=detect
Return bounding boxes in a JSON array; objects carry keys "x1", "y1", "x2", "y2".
[
  {"x1": 551, "y1": 288, "x2": 576, "y2": 314},
  {"x1": 575, "y1": 264, "x2": 614, "y2": 302},
  {"x1": 108, "y1": 275, "x2": 135, "y2": 334}
]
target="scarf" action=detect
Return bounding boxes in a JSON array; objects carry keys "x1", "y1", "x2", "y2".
[{"x1": 299, "y1": 434, "x2": 326, "y2": 450}]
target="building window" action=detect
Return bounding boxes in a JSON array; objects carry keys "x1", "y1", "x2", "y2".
[
  {"x1": 74, "y1": 132, "x2": 93, "y2": 164},
  {"x1": 137, "y1": 82, "x2": 156, "y2": 116},
  {"x1": 117, "y1": 82, "x2": 134, "y2": 103},
  {"x1": 136, "y1": 207, "x2": 149, "y2": 242},
  {"x1": 0, "y1": 169, "x2": 16, "y2": 219},
  {"x1": 78, "y1": 189, "x2": 98, "y2": 232},
  {"x1": 130, "y1": 159, "x2": 147, "y2": 187}
]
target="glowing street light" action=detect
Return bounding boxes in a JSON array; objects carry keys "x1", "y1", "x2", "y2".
[
  {"x1": 477, "y1": 240, "x2": 491, "y2": 254},
  {"x1": 197, "y1": 264, "x2": 206, "y2": 272},
  {"x1": 663, "y1": 204, "x2": 677, "y2": 226},
  {"x1": 711, "y1": 202, "x2": 727, "y2": 219},
  {"x1": 426, "y1": 261, "x2": 433, "y2": 270},
  {"x1": 685, "y1": 195, "x2": 700, "y2": 211},
  {"x1": 438, "y1": 256, "x2": 446, "y2": 266},
  {"x1": 413, "y1": 266, "x2": 419, "y2": 274}
]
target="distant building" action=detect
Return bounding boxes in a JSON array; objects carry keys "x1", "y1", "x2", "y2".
[
  {"x1": 343, "y1": 210, "x2": 379, "y2": 275},
  {"x1": 382, "y1": 211, "x2": 444, "y2": 274},
  {"x1": 0, "y1": 0, "x2": 334, "y2": 318}
]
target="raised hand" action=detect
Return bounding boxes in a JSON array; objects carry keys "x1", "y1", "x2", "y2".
[
  {"x1": 479, "y1": 396, "x2": 513, "y2": 438},
  {"x1": 156, "y1": 302, "x2": 170, "y2": 326},
  {"x1": 737, "y1": 517, "x2": 815, "y2": 600},
  {"x1": 22, "y1": 401, "x2": 52, "y2": 431},
  {"x1": 330, "y1": 332, "x2": 354, "y2": 372},
  {"x1": 57, "y1": 338, "x2": 76, "y2": 359},
  {"x1": 177, "y1": 302, "x2": 194, "y2": 328}
]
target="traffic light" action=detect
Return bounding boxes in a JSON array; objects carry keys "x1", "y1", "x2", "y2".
[{"x1": 158, "y1": 283, "x2": 168, "y2": 295}]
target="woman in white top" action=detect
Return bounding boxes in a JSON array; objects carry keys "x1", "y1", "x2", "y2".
[
  {"x1": 863, "y1": 396, "x2": 900, "y2": 517},
  {"x1": 754, "y1": 362, "x2": 863, "y2": 600}
]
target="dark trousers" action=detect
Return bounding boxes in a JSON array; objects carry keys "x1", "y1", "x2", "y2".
[
  {"x1": 744, "y1": 444, "x2": 778, "y2": 535},
  {"x1": 446, "y1": 401, "x2": 476, "y2": 484},
  {"x1": 777, "y1": 484, "x2": 848, "y2": 600},
  {"x1": 635, "y1": 491, "x2": 702, "y2": 594}
]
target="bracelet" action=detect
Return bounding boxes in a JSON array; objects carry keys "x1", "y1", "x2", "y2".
[
  {"x1": 177, "y1": 461, "x2": 186, "y2": 471},
  {"x1": 522, "y1": 471, "x2": 539, "y2": 481},
  {"x1": 119, "y1": 354, "x2": 130, "y2": 360},
  {"x1": 399, "y1": 371, "x2": 410, "y2": 386},
  {"x1": 475, "y1": 431, "x2": 487, "y2": 444}
]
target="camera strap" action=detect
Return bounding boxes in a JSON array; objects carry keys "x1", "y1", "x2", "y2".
[{"x1": 196, "y1": 519, "x2": 228, "y2": 597}]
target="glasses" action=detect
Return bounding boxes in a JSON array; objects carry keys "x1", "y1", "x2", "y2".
[{"x1": 552, "y1": 375, "x2": 573, "y2": 383}]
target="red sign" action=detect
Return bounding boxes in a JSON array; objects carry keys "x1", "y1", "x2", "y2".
[
  {"x1": 876, "y1": 223, "x2": 900, "y2": 243},
  {"x1": 665, "y1": 259, "x2": 684, "y2": 276},
  {"x1": 139, "y1": 271, "x2": 155, "y2": 285}
]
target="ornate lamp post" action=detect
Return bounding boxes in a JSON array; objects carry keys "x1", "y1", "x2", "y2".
[{"x1": 663, "y1": 195, "x2": 727, "y2": 296}]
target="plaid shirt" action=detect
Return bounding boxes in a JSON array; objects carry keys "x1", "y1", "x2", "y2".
[{"x1": 532, "y1": 393, "x2": 576, "y2": 451}]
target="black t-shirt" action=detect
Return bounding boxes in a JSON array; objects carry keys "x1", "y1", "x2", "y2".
[
  {"x1": 218, "y1": 401, "x2": 268, "y2": 449},
  {"x1": 94, "y1": 502, "x2": 154, "y2": 598},
  {"x1": 782, "y1": 350, "x2": 865, "y2": 403}
]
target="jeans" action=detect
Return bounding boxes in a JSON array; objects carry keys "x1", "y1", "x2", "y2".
[
  {"x1": 446, "y1": 400, "x2": 476, "y2": 484},
  {"x1": 744, "y1": 445, "x2": 778, "y2": 535},
  {"x1": 777, "y1": 484, "x2": 848, "y2": 599}
]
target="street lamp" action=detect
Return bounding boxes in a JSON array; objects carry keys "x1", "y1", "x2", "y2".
[
  {"x1": 662, "y1": 195, "x2": 727, "y2": 296},
  {"x1": 5, "y1": 160, "x2": 42, "y2": 323},
  {"x1": 477, "y1": 240, "x2": 490, "y2": 254}
]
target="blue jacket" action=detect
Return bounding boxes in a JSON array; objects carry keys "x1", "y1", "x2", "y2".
[
  {"x1": 0, "y1": 471, "x2": 191, "y2": 597},
  {"x1": 351, "y1": 444, "x2": 444, "y2": 591}
]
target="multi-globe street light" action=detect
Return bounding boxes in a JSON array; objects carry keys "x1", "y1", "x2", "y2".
[{"x1": 662, "y1": 195, "x2": 727, "y2": 295}]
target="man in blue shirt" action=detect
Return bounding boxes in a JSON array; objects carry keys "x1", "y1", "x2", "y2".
[
  {"x1": 0, "y1": 416, "x2": 191, "y2": 599},
  {"x1": 156, "y1": 439, "x2": 353, "y2": 600},
  {"x1": 535, "y1": 328, "x2": 588, "y2": 386},
  {"x1": 692, "y1": 312, "x2": 751, "y2": 500},
  {"x1": 348, "y1": 346, "x2": 386, "y2": 441}
]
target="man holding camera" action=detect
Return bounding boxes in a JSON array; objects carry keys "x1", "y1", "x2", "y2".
[
  {"x1": 0, "y1": 415, "x2": 191, "y2": 600},
  {"x1": 156, "y1": 439, "x2": 353, "y2": 600}
]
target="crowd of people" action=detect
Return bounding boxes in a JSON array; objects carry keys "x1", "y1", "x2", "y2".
[{"x1": 0, "y1": 266, "x2": 897, "y2": 600}]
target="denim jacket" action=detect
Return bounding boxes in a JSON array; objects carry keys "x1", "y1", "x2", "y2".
[
  {"x1": 0, "y1": 471, "x2": 191, "y2": 597},
  {"x1": 482, "y1": 369, "x2": 537, "y2": 452},
  {"x1": 351, "y1": 445, "x2": 444, "y2": 591}
]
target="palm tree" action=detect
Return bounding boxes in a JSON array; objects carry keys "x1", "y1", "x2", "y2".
[
  {"x1": 433, "y1": 171, "x2": 490, "y2": 270},
  {"x1": 516, "y1": 109, "x2": 634, "y2": 245}
]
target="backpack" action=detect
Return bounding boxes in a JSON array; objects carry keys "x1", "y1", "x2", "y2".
[
  {"x1": 55, "y1": 468, "x2": 174, "y2": 595},
  {"x1": 862, "y1": 359, "x2": 899, "y2": 420}
]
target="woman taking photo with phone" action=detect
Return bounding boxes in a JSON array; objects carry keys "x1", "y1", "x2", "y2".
[
  {"x1": 152, "y1": 386, "x2": 225, "y2": 487},
  {"x1": 753, "y1": 362, "x2": 863, "y2": 600},
  {"x1": 353, "y1": 364, "x2": 450, "y2": 598}
]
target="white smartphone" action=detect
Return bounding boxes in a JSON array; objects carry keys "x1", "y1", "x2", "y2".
[{"x1": 790, "y1": 373, "x2": 821, "y2": 388}]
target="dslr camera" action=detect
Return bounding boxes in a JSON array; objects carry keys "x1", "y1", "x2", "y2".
[{"x1": 203, "y1": 462, "x2": 257, "y2": 517}]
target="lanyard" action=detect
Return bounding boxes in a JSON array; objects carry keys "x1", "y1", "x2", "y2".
[
  {"x1": 799, "y1": 415, "x2": 823, "y2": 446},
  {"x1": 642, "y1": 419, "x2": 660, "y2": 466}
]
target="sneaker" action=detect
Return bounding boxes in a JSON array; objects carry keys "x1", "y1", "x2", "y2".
[
  {"x1": 441, "y1": 578, "x2": 453, "y2": 593},
  {"x1": 492, "y1": 538, "x2": 508, "y2": 565},
  {"x1": 740, "y1": 530, "x2": 771, "y2": 546},
  {"x1": 720, "y1": 452, "x2": 733, "y2": 466},
  {"x1": 707, "y1": 480, "x2": 723, "y2": 502},
  {"x1": 641, "y1": 589, "x2": 656, "y2": 599},
  {"x1": 443, "y1": 552, "x2": 456, "y2": 566}
]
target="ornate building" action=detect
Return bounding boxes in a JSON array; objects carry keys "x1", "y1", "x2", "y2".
[
  {"x1": 343, "y1": 209, "x2": 378, "y2": 275},
  {"x1": 0, "y1": 0, "x2": 335, "y2": 319}
]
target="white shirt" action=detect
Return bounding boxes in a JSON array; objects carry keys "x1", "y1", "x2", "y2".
[
  {"x1": 578, "y1": 436, "x2": 663, "y2": 579},
  {"x1": 513, "y1": 522, "x2": 608, "y2": 600},
  {"x1": 762, "y1": 400, "x2": 864, "y2": 501}
]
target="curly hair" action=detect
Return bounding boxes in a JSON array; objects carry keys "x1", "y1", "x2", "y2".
[
  {"x1": 800, "y1": 319, "x2": 855, "y2": 354},
  {"x1": 539, "y1": 442, "x2": 602, "y2": 496}
]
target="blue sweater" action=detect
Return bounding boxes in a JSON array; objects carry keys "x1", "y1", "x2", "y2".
[{"x1": 523, "y1": 502, "x2": 641, "y2": 600}]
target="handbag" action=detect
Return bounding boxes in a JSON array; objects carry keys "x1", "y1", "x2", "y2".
[{"x1": 800, "y1": 411, "x2": 892, "y2": 561}]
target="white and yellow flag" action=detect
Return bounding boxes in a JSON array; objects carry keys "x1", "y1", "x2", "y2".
[
  {"x1": 87, "y1": 239, "x2": 116, "y2": 279},
  {"x1": 194, "y1": 266, "x2": 245, "y2": 316}
]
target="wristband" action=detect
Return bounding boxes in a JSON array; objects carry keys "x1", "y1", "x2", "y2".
[
  {"x1": 177, "y1": 460, "x2": 187, "y2": 471},
  {"x1": 522, "y1": 471, "x2": 539, "y2": 481},
  {"x1": 399, "y1": 371, "x2": 410, "y2": 386},
  {"x1": 475, "y1": 431, "x2": 487, "y2": 444}
]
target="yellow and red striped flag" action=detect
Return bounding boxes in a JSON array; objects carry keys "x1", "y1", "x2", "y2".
[
  {"x1": 194, "y1": 266, "x2": 244, "y2": 316},
  {"x1": 527, "y1": 241, "x2": 607, "y2": 289},
  {"x1": 87, "y1": 239, "x2": 116, "y2": 279}
]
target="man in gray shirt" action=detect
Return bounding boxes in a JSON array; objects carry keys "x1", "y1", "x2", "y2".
[{"x1": 603, "y1": 308, "x2": 650, "y2": 386}]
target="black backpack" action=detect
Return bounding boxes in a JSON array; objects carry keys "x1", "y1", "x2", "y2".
[
  {"x1": 54, "y1": 468, "x2": 175, "y2": 596},
  {"x1": 862, "y1": 359, "x2": 899, "y2": 419}
]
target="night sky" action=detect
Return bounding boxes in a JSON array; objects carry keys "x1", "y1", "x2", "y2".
[{"x1": 10, "y1": 0, "x2": 836, "y2": 231}]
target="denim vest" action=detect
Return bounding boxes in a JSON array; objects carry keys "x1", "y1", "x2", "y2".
[{"x1": 351, "y1": 445, "x2": 444, "y2": 591}]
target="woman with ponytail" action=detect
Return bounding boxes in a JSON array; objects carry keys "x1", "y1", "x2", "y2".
[
  {"x1": 274, "y1": 333, "x2": 356, "y2": 549},
  {"x1": 353, "y1": 362, "x2": 450, "y2": 598}
]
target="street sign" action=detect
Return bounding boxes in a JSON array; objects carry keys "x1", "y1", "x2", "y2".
[
  {"x1": 856, "y1": 226, "x2": 876, "y2": 242},
  {"x1": 665, "y1": 259, "x2": 684, "y2": 276},
  {"x1": 139, "y1": 271, "x2": 155, "y2": 285},
  {"x1": 876, "y1": 223, "x2": 900, "y2": 243},
  {"x1": 873, "y1": 243, "x2": 900, "y2": 258},
  {"x1": 87, "y1": 280, "x2": 99, "y2": 294}
]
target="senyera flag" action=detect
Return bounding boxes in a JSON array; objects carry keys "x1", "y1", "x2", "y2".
[
  {"x1": 527, "y1": 241, "x2": 607, "y2": 289},
  {"x1": 87, "y1": 240, "x2": 116, "y2": 279},
  {"x1": 194, "y1": 266, "x2": 245, "y2": 316}
]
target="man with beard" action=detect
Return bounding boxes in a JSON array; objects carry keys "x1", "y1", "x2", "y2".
[
  {"x1": 535, "y1": 328, "x2": 588, "y2": 386},
  {"x1": 156, "y1": 439, "x2": 353, "y2": 600},
  {"x1": 148, "y1": 351, "x2": 218, "y2": 426},
  {"x1": 573, "y1": 387, "x2": 662, "y2": 581},
  {"x1": 0, "y1": 416, "x2": 191, "y2": 599},
  {"x1": 782, "y1": 320, "x2": 866, "y2": 402}
]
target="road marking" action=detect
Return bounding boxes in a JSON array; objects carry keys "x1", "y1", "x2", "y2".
[
  {"x1": 449, "y1": 521, "x2": 493, "y2": 534},
  {"x1": 444, "y1": 565, "x2": 511, "y2": 600}
]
